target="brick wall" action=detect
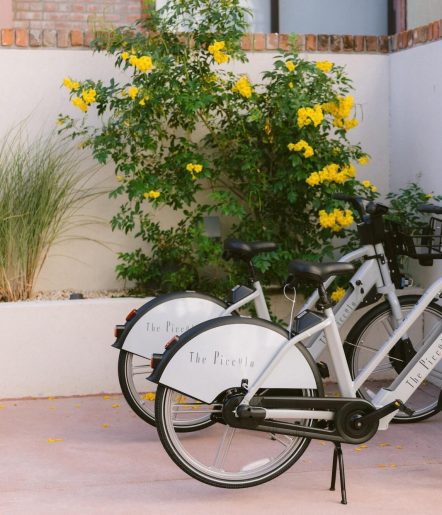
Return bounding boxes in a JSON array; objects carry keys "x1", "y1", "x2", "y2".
[
  {"x1": 0, "y1": 1, "x2": 440, "y2": 53},
  {"x1": 1, "y1": 22, "x2": 441, "y2": 52},
  {"x1": 12, "y1": 0, "x2": 142, "y2": 31}
]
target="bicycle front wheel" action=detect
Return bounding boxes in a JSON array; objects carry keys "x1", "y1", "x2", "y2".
[{"x1": 346, "y1": 295, "x2": 442, "y2": 423}]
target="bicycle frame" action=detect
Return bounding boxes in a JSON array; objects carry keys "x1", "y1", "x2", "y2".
[
  {"x1": 239, "y1": 277, "x2": 442, "y2": 429},
  {"x1": 222, "y1": 242, "x2": 404, "y2": 362}
]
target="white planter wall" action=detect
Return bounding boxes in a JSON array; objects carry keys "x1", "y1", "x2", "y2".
[{"x1": 0, "y1": 298, "x2": 148, "y2": 398}]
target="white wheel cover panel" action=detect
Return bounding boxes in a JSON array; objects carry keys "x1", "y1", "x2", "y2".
[
  {"x1": 121, "y1": 298, "x2": 226, "y2": 358},
  {"x1": 160, "y1": 324, "x2": 318, "y2": 403}
]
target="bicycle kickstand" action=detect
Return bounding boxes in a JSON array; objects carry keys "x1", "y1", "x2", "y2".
[{"x1": 330, "y1": 442, "x2": 348, "y2": 505}]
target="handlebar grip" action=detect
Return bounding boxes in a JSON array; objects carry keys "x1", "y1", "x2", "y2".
[
  {"x1": 333, "y1": 193, "x2": 366, "y2": 218},
  {"x1": 332, "y1": 193, "x2": 355, "y2": 202},
  {"x1": 366, "y1": 202, "x2": 389, "y2": 216},
  {"x1": 418, "y1": 204, "x2": 442, "y2": 215}
]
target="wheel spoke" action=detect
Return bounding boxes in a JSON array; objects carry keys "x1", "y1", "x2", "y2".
[
  {"x1": 132, "y1": 370, "x2": 152, "y2": 376},
  {"x1": 381, "y1": 318, "x2": 394, "y2": 337},
  {"x1": 270, "y1": 434, "x2": 293, "y2": 447},
  {"x1": 213, "y1": 426, "x2": 236, "y2": 470},
  {"x1": 371, "y1": 363, "x2": 395, "y2": 374}
]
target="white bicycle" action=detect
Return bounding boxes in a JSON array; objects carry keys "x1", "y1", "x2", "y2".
[
  {"x1": 113, "y1": 196, "x2": 442, "y2": 428},
  {"x1": 150, "y1": 203, "x2": 442, "y2": 498}
]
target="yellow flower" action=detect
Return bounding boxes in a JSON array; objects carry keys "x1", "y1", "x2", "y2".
[
  {"x1": 186, "y1": 163, "x2": 194, "y2": 172},
  {"x1": 362, "y1": 180, "x2": 371, "y2": 188},
  {"x1": 297, "y1": 105, "x2": 323, "y2": 128},
  {"x1": 331, "y1": 286, "x2": 346, "y2": 303},
  {"x1": 306, "y1": 172, "x2": 320, "y2": 187},
  {"x1": 358, "y1": 155, "x2": 370, "y2": 165},
  {"x1": 128, "y1": 86, "x2": 139, "y2": 99},
  {"x1": 318, "y1": 208, "x2": 353, "y2": 231},
  {"x1": 425, "y1": 193, "x2": 433, "y2": 199},
  {"x1": 304, "y1": 146, "x2": 314, "y2": 158},
  {"x1": 208, "y1": 41, "x2": 229, "y2": 64},
  {"x1": 121, "y1": 51, "x2": 129, "y2": 60},
  {"x1": 144, "y1": 190, "x2": 160, "y2": 199},
  {"x1": 129, "y1": 55, "x2": 153, "y2": 72},
  {"x1": 286, "y1": 60, "x2": 296, "y2": 72},
  {"x1": 142, "y1": 392, "x2": 156, "y2": 401},
  {"x1": 208, "y1": 40, "x2": 225, "y2": 53},
  {"x1": 116, "y1": 175, "x2": 124, "y2": 182},
  {"x1": 193, "y1": 164, "x2": 203, "y2": 173},
  {"x1": 63, "y1": 77, "x2": 80, "y2": 91},
  {"x1": 213, "y1": 50, "x2": 229, "y2": 64},
  {"x1": 72, "y1": 96, "x2": 88, "y2": 113},
  {"x1": 316, "y1": 61, "x2": 333, "y2": 73},
  {"x1": 288, "y1": 82, "x2": 294, "y2": 89},
  {"x1": 344, "y1": 118, "x2": 359, "y2": 130},
  {"x1": 288, "y1": 140, "x2": 314, "y2": 158},
  {"x1": 371, "y1": 185, "x2": 377, "y2": 193},
  {"x1": 232, "y1": 75, "x2": 253, "y2": 98},
  {"x1": 81, "y1": 88, "x2": 97, "y2": 105},
  {"x1": 138, "y1": 55, "x2": 153, "y2": 72}
]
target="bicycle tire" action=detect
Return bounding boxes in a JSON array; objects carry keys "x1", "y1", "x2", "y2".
[{"x1": 345, "y1": 294, "x2": 442, "y2": 423}]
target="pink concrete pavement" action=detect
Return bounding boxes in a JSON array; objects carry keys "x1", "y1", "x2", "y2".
[{"x1": 0, "y1": 395, "x2": 441, "y2": 515}]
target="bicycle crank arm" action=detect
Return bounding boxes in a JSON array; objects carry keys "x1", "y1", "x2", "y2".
[{"x1": 353, "y1": 400, "x2": 406, "y2": 426}]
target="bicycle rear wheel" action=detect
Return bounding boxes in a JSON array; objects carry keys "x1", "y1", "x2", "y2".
[
  {"x1": 154, "y1": 318, "x2": 323, "y2": 488},
  {"x1": 156, "y1": 385, "x2": 317, "y2": 488},
  {"x1": 346, "y1": 295, "x2": 442, "y2": 423},
  {"x1": 117, "y1": 291, "x2": 228, "y2": 430}
]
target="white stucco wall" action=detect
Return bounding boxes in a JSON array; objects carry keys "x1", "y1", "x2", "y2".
[
  {"x1": 389, "y1": 40, "x2": 442, "y2": 286},
  {"x1": 0, "y1": 48, "x2": 389, "y2": 292}
]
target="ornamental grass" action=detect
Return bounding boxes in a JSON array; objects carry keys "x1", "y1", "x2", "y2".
[{"x1": 0, "y1": 129, "x2": 99, "y2": 301}]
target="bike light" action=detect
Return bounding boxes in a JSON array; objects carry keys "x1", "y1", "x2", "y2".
[
  {"x1": 125, "y1": 308, "x2": 137, "y2": 321},
  {"x1": 114, "y1": 325, "x2": 124, "y2": 338},
  {"x1": 150, "y1": 353, "x2": 163, "y2": 370},
  {"x1": 165, "y1": 335, "x2": 179, "y2": 349}
]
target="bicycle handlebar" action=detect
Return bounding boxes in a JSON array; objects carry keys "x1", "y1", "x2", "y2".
[
  {"x1": 418, "y1": 204, "x2": 442, "y2": 215},
  {"x1": 332, "y1": 193, "x2": 366, "y2": 219}
]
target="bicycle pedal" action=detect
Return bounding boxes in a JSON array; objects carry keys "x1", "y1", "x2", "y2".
[
  {"x1": 316, "y1": 361, "x2": 330, "y2": 379},
  {"x1": 397, "y1": 403, "x2": 415, "y2": 417}
]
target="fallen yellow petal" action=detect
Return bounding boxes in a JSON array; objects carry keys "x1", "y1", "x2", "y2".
[
  {"x1": 102, "y1": 424, "x2": 110, "y2": 429},
  {"x1": 376, "y1": 463, "x2": 386, "y2": 468},
  {"x1": 389, "y1": 463, "x2": 397, "y2": 468},
  {"x1": 48, "y1": 406, "x2": 57, "y2": 410},
  {"x1": 103, "y1": 395, "x2": 111, "y2": 400},
  {"x1": 74, "y1": 404, "x2": 81, "y2": 408},
  {"x1": 112, "y1": 404, "x2": 120, "y2": 408},
  {"x1": 47, "y1": 438, "x2": 63, "y2": 443},
  {"x1": 360, "y1": 444, "x2": 368, "y2": 449},
  {"x1": 354, "y1": 447, "x2": 362, "y2": 452},
  {"x1": 142, "y1": 392, "x2": 156, "y2": 401},
  {"x1": 378, "y1": 443, "x2": 391, "y2": 448},
  {"x1": 395, "y1": 445, "x2": 403, "y2": 449},
  {"x1": 48, "y1": 396, "x2": 56, "y2": 400}
]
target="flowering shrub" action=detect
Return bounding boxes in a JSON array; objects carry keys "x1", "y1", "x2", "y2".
[{"x1": 59, "y1": 0, "x2": 377, "y2": 293}]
